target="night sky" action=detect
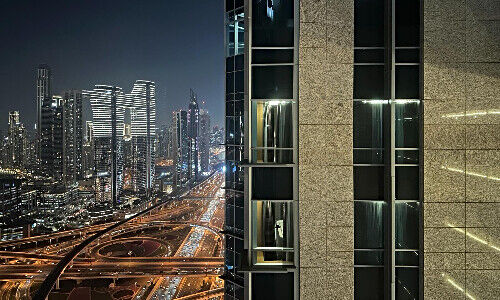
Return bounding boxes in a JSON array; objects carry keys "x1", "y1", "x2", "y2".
[{"x1": 0, "y1": 0, "x2": 224, "y2": 132}]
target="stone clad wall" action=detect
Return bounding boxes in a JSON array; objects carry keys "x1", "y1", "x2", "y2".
[
  {"x1": 423, "y1": 0, "x2": 500, "y2": 298},
  {"x1": 298, "y1": 0, "x2": 354, "y2": 299}
]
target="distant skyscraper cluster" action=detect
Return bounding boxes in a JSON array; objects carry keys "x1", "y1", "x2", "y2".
[
  {"x1": 159, "y1": 89, "x2": 214, "y2": 189},
  {"x1": 85, "y1": 81, "x2": 156, "y2": 204}
]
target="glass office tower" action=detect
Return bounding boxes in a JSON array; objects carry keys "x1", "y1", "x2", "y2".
[{"x1": 224, "y1": 1, "x2": 298, "y2": 299}]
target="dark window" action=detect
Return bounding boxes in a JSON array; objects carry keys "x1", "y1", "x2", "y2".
[
  {"x1": 395, "y1": 66, "x2": 420, "y2": 99},
  {"x1": 354, "y1": 166, "x2": 385, "y2": 200},
  {"x1": 396, "y1": 251, "x2": 419, "y2": 266},
  {"x1": 395, "y1": 167, "x2": 419, "y2": 200},
  {"x1": 354, "y1": 201, "x2": 386, "y2": 249},
  {"x1": 395, "y1": 0, "x2": 420, "y2": 47},
  {"x1": 395, "y1": 268, "x2": 419, "y2": 300},
  {"x1": 252, "y1": 66, "x2": 293, "y2": 99},
  {"x1": 235, "y1": 71, "x2": 244, "y2": 93},
  {"x1": 226, "y1": 56, "x2": 235, "y2": 72},
  {"x1": 396, "y1": 49, "x2": 419, "y2": 63},
  {"x1": 354, "y1": 49, "x2": 385, "y2": 63},
  {"x1": 354, "y1": 65, "x2": 386, "y2": 99},
  {"x1": 252, "y1": 0, "x2": 294, "y2": 47},
  {"x1": 252, "y1": 273, "x2": 294, "y2": 300},
  {"x1": 226, "y1": 72, "x2": 235, "y2": 93},
  {"x1": 355, "y1": 250, "x2": 384, "y2": 265},
  {"x1": 354, "y1": 0, "x2": 385, "y2": 47},
  {"x1": 396, "y1": 150, "x2": 419, "y2": 164},
  {"x1": 395, "y1": 102, "x2": 419, "y2": 148},
  {"x1": 355, "y1": 267, "x2": 385, "y2": 300},
  {"x1": 226, "y1": 117, "x2": 235, "y2": 145},
  {"x1": 395, "y1": 202, "x2": 419, "y2": 249},
  {"x1": 353, "y1": 101, "x2": 385, "y2": 148},
  {"x1": 235, "y1": 54, "x2": 244, "y2": 71},
  {"x1": 252, "y1": 49, "x2": 294, "y2": 64},
  {"x1": 226, "y1": 0, "x2": 234, "y2": 12},
  {"x1": 235, "y1": 0, "x2": 244, "y2": 9},
  {"x1": 226, "y1": 101, "x2": 235, "y2": 117},
  {"x1": 252, "y1": 167, "x2": 293, "y2": 200},
  {"x1": 235, "y1": 206, "x2": 244, "y2": 229},
  {"x1": 354, "y1": 149, "x2": 384, "y2": 164}
]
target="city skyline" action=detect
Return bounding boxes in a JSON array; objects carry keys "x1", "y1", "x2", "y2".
[{"x1": 0, "y1": 0, "x2": 225, "y2": 131}]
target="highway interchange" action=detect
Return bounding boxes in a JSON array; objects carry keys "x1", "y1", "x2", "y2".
[{"x1": 0, "y1": 172, "x2": 225, "y2": 300}]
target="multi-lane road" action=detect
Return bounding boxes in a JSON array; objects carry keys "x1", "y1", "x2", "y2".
[{"x1": 0, "y1": 172, "x2": 225, "y2": 300}]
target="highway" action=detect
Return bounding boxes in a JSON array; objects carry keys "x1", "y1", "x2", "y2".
[{"x1": 0, "y1": 171, "x2": 225, "y2": 300}]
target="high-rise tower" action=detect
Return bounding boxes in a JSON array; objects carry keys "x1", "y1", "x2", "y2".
[
  {"x1": 127, "y1": 80, "x2": 156, "y2": 196},
  {"x1": 173, "y1": 110, "x2": 189, "y2": 188},
  {"x1": 40, "y1": 95, "x2": 64, "y2": 179},
  {"x1": 62, "y1": 90, "x2": 83, "y2": 184},
  {"x1": 188, "y1": 89, "x2": 199, "y2": 181},
  {"x1": 199, "y1": 109, "x2": 211, "y2": 174},
  {"x1": 6, "y1": 111, "x2": 27, "y2": 170},
  {"x1": 86, "y1": 85, "x2": 125, "y2": 206},
  {"x1": 36, "y1": 65, "x2": 51, "y2": 163}
]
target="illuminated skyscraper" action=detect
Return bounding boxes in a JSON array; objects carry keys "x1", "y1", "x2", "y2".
[
  {"x1": 199, "y1": 109, "x2": 211, "y2": 174},
  {"x1": 87, "y1": 85, "x2": 125, "y2": 206},
  {"x1": 173, "y1": 110, "x2": 189, "y2": 188},
  {"x1": 188, "y1": 89, "x2": 199, "y2": 180},
  {"x1": 40, "y1": 95, "x2": 64, "y2": 179},
  {"x1": 6, "y1": 111, "x2": 27, "y2": 170},
  {"x1": 62, "y1": 90, "x2": 83, "y2": 184},
  {"x1": 127, "y1": 80, "x2": 156, "y2": 196},
  {"x1": 36, "y1": 65, "x2": 51, "y2": 162}
]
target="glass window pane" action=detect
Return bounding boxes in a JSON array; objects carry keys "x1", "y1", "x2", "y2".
[
  {"x1": 226, "y1": 0, "x2": 234, "y2": 12},
  {"x1": 251, "y1": 101, "x2": 293, "y2": 149},
  {"x1": 396, "y1": 49, "x2": 419, "y2": 63},
  {"x1": 355, "y1": 267, "x2": 385, "y2": 300},
  {"x1": 226, "y1": 22, "x2": 235, "y2": 56},
  {"x1": 354, "y1": 149, "x2": 384, "y2": 164},
  {"x1": 395, "y1": 166, "x2": 419, "y2": 200},
  {"x1": 395, "y1": 66, "x2": 420, "y2": 99},
  {"x1": 235, "y1": 70, "x2": 244, "y2": 93},
  {"x1": 252, "y1": 0, "x2": 294, "y2": 47},
  {"x1": 235, "y1": 54, "x2": 244, "y2": 71},
  {"x1": 395, "y1": 202, "x2": 420, "y2": 249},
  {"x1": 395, "y1": 102, "x2": 419, "y2": 148},
  {"x1": 354, "y1": 0, "x2": 385, "y2": 47},
  {"x1": 353, "y1": 101, "x2": 386, "y2": 148},
  {"x1": 396, "y1": 268, "x2": 419, "y2": 300},
  {"x1": 355, "y1": 201, "x2": 386, "y2": 249},
  {"x1": 235, "y1": 205, "x2": 244, "y2": 230},
  {"x1": 226, "y1": 72, "x2": 234, "y2": 93},
  {"x1": 226, "y1": 56, "x2": 234, "y2": 72},
  {"x1": 354, "y1": 49, "x2": 385, "y2": 63},
  {"x1": 252, "y1": 273, "x2": 294, "y2": 300},
  {"x1": 252, "y1": 49, "x2": 294, "y2": 64},
  {"x1": 354, "y1": 65, "x2": 386, "y2": 99},
  {"x1": 354, "y1": 166, "x2": 385, "y2": 200},
  {"x1": 396, "y1": 150, "x2": 419, "y2": 164},
  {"x1": 252, "y1": 201, "x2": 293, "y2": 248},
  {"x1": 396, "y1": 251, "x2": 419, "y2": 266},
  {"x1": 355, "y1": 250, "x2": 384, "y2": 265},
  {"x1": 226, "y1": 117, "x2": 235, "y2": 145},
  {"x1": 252, "y1": 167, "x2": 293, "y2": 200},
  {"x1": 252, "y1": 149, "x2": 294, "y2": 164},
  {"x1": 252, "y1": 66, "x2": 293, "y2": 99},
  {"x1": 395, "y1": 0, "x2": 420, "y2": 47}
]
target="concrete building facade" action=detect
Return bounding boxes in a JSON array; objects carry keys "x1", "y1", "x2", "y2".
[{"x1": 224, "y1": 0, "x2": 499, "y2": 299}]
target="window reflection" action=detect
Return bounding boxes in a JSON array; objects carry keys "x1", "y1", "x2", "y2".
[
  {"x1": 251, "y1": 101, "x2": 293, "y2": 149},
  {"x1": 252, "y1": 201, "x2": 294, "y2": 264}
]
